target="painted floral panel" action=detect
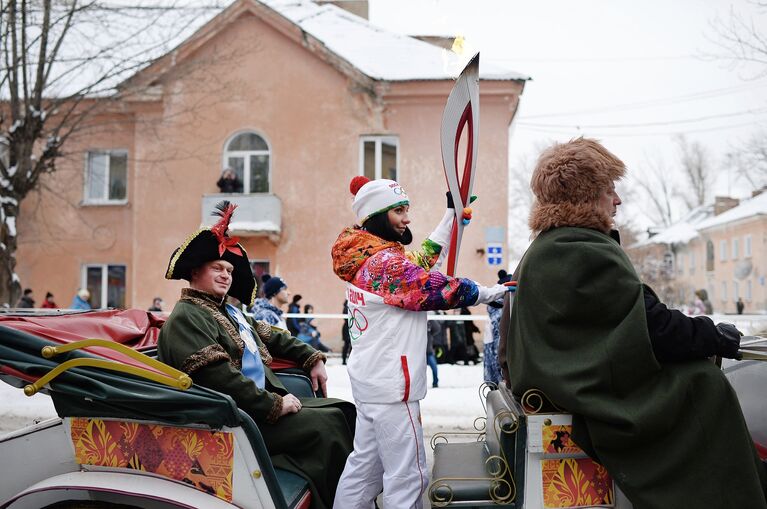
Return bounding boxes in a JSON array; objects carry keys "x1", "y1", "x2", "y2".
[
  {"x1": 541, "y1": 457, "x2": 614, "y2": 508},
  {"x1": 70, "y1": 417, "x2": 234, "y2": 502}
]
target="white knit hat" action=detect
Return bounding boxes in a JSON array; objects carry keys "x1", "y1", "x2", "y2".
[{"x1": 350, "y1": 176, "x2": 409, "y2": 223}]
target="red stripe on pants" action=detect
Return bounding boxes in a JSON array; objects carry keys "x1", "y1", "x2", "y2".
[{"x1": 401, "y1": 355, "x2": 410, "y2": 401}]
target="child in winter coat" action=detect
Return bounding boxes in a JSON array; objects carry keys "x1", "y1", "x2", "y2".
[{"x1": 330, "y1": 176, "x2": 509, "y2": 508}]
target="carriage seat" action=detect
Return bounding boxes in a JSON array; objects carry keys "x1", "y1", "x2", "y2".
[{"x1": 429, "y1": 385, "x2": 524, "y2": 507}]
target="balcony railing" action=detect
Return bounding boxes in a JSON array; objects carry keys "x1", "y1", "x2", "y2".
[{"x1": 201, "y1": 193, "x2": 281, "y2": 238}]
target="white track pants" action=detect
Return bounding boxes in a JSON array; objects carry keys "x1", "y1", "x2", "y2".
[{"x1": 333, "y1": 400, "x2": 427, "y2": 509}]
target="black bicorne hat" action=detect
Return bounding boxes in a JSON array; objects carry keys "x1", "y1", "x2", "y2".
[{"x1": 165, "y1": 201, "x2": 256, "y2": 307}]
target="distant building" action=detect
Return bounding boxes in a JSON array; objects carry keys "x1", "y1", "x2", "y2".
[
  {"x1": 16, "y1": 0, "x2": 528, "y2": 317},
  {"x1": 627, "y1": 190, "x2": 767, "y2": 313}
]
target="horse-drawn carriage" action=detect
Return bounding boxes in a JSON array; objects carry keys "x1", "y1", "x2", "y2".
[
  {"x1": 0, "y1": 309, "x2": 316, "y2": 509},
  {"x1": 0, "y1": 309, "x2": 765, "y2": 508}
]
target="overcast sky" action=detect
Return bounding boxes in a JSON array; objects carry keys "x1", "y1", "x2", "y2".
[{"x1": 368, "y1": 0, "x2": 767, "y2": 238}]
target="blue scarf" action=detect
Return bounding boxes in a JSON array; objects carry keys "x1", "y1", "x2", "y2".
[{"x1": 225, "y1": 303, "x2": 265, "y2": 389}]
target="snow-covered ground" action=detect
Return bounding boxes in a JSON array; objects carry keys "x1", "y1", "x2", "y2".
[{"x1": 0, "y1": 358, "x2": 489, "y2": 472}]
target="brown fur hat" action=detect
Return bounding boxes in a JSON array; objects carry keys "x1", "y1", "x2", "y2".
[{"x1": 529, "y1": 137, "x2": 625, "y2": 236}]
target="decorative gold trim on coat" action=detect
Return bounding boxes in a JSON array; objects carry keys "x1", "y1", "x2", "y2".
[
  {"x1": 181, "y1": 344, "x2": 231, "y2": 375},
  {"x1": 180, "y1": 291, "x2": 245, "y2": 370},
  {"x1": 180, "y1": 289, "x2": 274, "y2": 368},
  {"x1": 254, "y1": 321, "x2": 272, "y2": 341},
  {"x1": 266, "y1": 394, "x2": 283, "y2": 424},
  {"x1": 303, "y1": 351, "x2": 326, "y2": 372}
]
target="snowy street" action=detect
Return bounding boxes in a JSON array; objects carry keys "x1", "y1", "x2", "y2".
[{"x1": 0, "y1": 358, "x2": 489, "y2": 475}]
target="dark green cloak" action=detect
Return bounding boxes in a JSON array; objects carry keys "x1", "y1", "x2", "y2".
[
  {"x1": 508, "y1": 227, "x2": 767, "y2": 509},
  {"x1": 158, "y1": 288, "x2": 354, "y2": 509}
]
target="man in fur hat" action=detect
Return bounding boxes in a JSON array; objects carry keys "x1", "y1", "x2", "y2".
[
  {"x1": 158, "y1": 201, "x2": 354, "y2": 509},
  {"x1": 504, "y1": 138, "x2": 767, "y2": 508}
]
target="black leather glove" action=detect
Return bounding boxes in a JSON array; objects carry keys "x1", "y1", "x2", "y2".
[
  {"x1": 715, "y1": 322, "x2": 743, "y2": 360},
  {"x1": 446, "y1": 191, "x2": 454, "y2": 209}
]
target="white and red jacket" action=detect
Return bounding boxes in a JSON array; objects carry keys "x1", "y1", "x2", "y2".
[{"x1": 331, "y1": 210, "x2": 481, "y2": 404}]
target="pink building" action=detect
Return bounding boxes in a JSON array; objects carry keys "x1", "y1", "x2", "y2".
[
  {"x1": 628, "y1": 190, "x2": 767, "y2": 314},
  {"x1": 16, "y1": 0, "x2": 527, "y2": 324}
]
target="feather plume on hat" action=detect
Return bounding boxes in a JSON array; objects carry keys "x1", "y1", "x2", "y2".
[{"x1": 164, "y1": 200, "x2": 256, "y2": 306}]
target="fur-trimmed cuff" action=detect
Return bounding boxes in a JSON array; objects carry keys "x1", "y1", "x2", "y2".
[
  {"x1": 181, "y1": 344, "x2": 231, "y2": 374},
  {"x1": 303, "y1": 351, "x2": 327, "y2": 372},
  {"x1": 266, "y1": 394, "x2": 283, "y2": 424}
]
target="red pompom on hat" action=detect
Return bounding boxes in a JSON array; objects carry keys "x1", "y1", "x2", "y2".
[
  {"x1": 348, "y1": 176, "x2": 409, "y2": 223},
  {"x1": 350, "y1": 175, "x2": 370, "y2": 196}
]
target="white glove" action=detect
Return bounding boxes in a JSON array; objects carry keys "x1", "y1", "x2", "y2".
[
  {"x1": 428, "y1": 209, "x2": 455, "y2": 271},
  {"x1": 475, "y1": 284, "x2": 508, "y2": 305},
  {"x1": 428, "y1": 209, "x2": 455, "y2": 249}
]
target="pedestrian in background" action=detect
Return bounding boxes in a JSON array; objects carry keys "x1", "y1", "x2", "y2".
[
  {"x1": 16, "y1": 288, "x2": 35, "y2": 308},
  {"x1": 287, "y1": 294, "x2": 302, "y2": 336},
  {"x1": 426, "y1": 312, "x2": 440, "y2": 388},
  {"x1": 252, "y1": 274, "x2": 289, "y2": 329},
  {"x1": 298, "y1": 304, "x2": 331, "y2": 352},
  {"x1": 70, "y1": 288, "x2": 91, "y2": 310},
  {"x1": 484, "y1": 270, "x2": 510, "y2": 385},
  {"x1": 41, "y1": 292, "x2": 57, "y2": 309},
  {"x1": 341, "y1": 299, "x2": 352, "y2": 365},
  {"x1": 148, "y1": 297, "x2": 164, "y2": 312}
]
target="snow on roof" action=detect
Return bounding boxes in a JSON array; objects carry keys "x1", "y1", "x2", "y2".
[
  {"x1": 696, "y1": 191, "x2": 767, "y2": 231},
  {"x1": 632, "y1": 205, "x2": 714, "y2": 247},
  {"x1": 262, "y1": 0, "x2": 528, "y2": 81},
  {"x1": 24, "y1": 0, "x2": 526, "y2": 99},
  {"x1": 633, "y1": 192, "x2": 767, "y2": 247}
]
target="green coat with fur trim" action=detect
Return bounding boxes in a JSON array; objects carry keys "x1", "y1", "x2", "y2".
[
  {"x1": 158, "y1": 288, "x2": 355, "y2": 509},
  {"x1": 508, "y1": 227, "x2": 767, "y2": 509}
]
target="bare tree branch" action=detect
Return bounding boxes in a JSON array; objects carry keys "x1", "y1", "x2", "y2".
[
  {"x1": 674, "y1": 134, "x2": 713, "y2": 209},
  {"x1": 631, "y1": 154, "x2": 678, "y2": 228}
]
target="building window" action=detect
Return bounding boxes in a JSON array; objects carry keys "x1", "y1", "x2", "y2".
[
  {"x1": 732, "y1": 238, "x2": 739, "y2": 259},
  {"x1": 224, "y1": 131, "x2": 270, "y2": 193},
  {"x1": 360, "y1": 136, "x2": 398, "y2": 181},
  {"x1": 719, "y1": 240, "x2": 727, "y2": 261},
  {"x1": 84, "y1": 151, "x2": 128, "y2": 204},
  {"x1": 250, "y1": 259, "x2": 270, "y2": 283},
  {"x1": 677, "y1": 253, "x2": 684, "y2": 275},
  {"x1": 744, "y1": 235, "x2": 752, "y2": 258},
  {"x1": 721, "y1": 281, "x2": 727, "y2": 301},
  {"x1": 689, "y1": 252, "x2": 695, "y2": 275},
  {"x1": 746, "y1": 279, "x2": 752, "y2": 301},
  {"x1": 733, "y1": 280, "x2": 740, "y2": 301},
  {"x1": 83, "y1": 264, "x2": 126, "y2": 309},
  {"x1": 705, "y1": 241, "x2": 714, "y2": 271}
]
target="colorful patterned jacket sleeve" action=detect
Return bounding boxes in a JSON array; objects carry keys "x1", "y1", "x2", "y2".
[
  {"x1": 405, "y1": 238, "x2": 442, "y2": 271},
  {"x1": 354, "y1": 247, "x2": 478, "y2": 311}
]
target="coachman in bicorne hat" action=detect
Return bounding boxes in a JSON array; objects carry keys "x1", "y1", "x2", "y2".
[{"x1": 158, "y1": 201, "x2": 355, "y2": 509}]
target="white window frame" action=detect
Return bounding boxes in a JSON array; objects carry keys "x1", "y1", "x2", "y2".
[
  {"x1": 82, "y1": 263, "x2": 127, "y2": 309},
  {"x1": 83, "y1": 150, "x2": 128, "y2": 205},
  {"x1": 222, "y1": 130, "x2": 271, "y2": 194},
  {"x1": 359, "y1": 135, "x2": 400, "y2": 180},
  {"x1": 732, "y1": 238, "x2": 739, "y2": 259},
  {"x1": 719, "y1": 240, "x2": 727, "y2": 262},
  {"x1": 744, "y1": 235, "x2": 752, "y2": 258}
]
